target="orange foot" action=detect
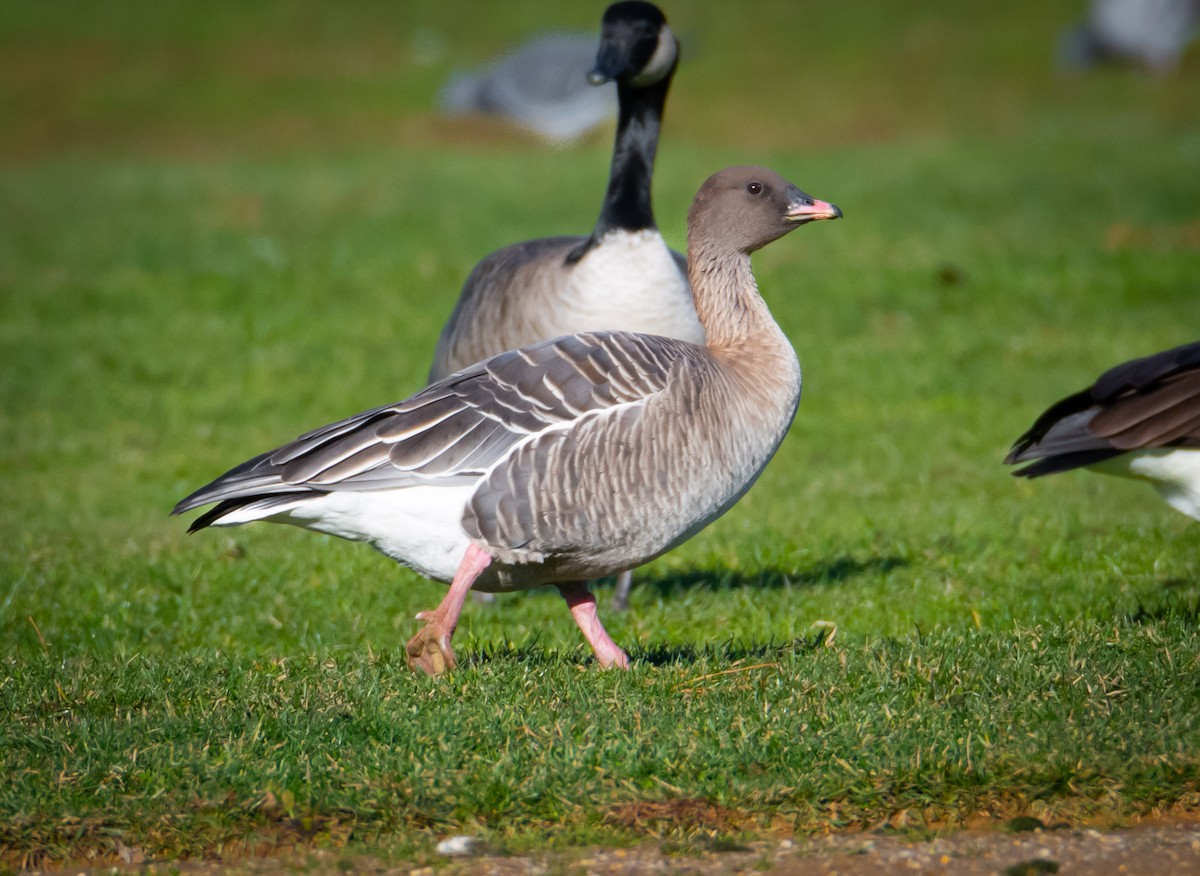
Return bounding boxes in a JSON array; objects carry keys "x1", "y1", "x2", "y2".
[{"x1": 405, "y1": 611, "x2": 456, "y2": 676}]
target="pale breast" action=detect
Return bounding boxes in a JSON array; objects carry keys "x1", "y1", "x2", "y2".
[
  {"x1": 558, "y1": 229, "x2": 705, "y2": 344},
  {"x1": 1093, "y1": 447, "x2": 1200, "y2": 520}
]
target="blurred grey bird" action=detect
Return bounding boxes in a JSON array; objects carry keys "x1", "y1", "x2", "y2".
[
  {"x1": 1060, "y1": 0, "x2": 1199, "y2": 72},
  {"x1": 440, "y1": 32, "x2": 617, "y2": 142}
]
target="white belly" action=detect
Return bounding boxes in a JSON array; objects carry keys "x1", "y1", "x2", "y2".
[
  {"x1": 1091, "y1": 447, "x2": 1200, "y2": 521},
  {"x1": 272, "y1": 484, "x2": 474, "y2": 582}
]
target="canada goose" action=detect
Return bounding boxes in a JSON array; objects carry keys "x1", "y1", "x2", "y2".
[
  {"x1": 174, "y1": 166, "x2": 841, "y2": 675},
  {"x1": 430, "y1": 1, "x2": 699, "y2": 379},
  {"x1": 431, "y1": 2, "x2": 699, "y2": 611},
  {"x1": 1005, "y1": 340, "x2": 1200, "y2": 520}
]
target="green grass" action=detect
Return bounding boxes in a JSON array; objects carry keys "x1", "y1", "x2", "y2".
[
  {"x1": 5, "y1": 621, "x2": 1199, "y2": 863},
  {"x1": 3, "y1": 0, "x2": 1200, "y2": 867}
]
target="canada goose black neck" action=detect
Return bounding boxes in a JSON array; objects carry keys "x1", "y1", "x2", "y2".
[
  {"x1": 428, "y1": 1, "x2": 705, "y2": 392},
  {"x1": 593, "y1": 62, "x2": 674, "y2": 239},
  {"x1": 568, "y1": 2, "x2": 679, "y2": 262}
]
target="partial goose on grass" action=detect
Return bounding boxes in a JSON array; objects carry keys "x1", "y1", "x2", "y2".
[
  {"x1": 174, "y1": 166, "x2": 841, "y2": 675},
  {"x1": 431, "y1": 1, "x2": 697, "y2": 611},
  {"x1": 1005, "y1": 340, "x2": 1200, "y2": 520}
]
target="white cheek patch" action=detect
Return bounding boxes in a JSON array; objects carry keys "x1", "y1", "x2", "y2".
[{"x1": 628, "y1": 25, "x2": 677, "y2": 87}]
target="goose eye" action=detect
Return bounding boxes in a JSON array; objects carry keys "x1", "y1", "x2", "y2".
[{"x1": 747, "y1": 181, "x2": 763, "y2": 195}]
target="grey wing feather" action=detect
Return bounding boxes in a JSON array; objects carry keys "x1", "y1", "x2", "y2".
[
  {"x1": 463, "y1": 336, "x2": 703, "y2": 557},
  {"x1": 173, "y1": 331, "x2": 688, "y2": 521}
]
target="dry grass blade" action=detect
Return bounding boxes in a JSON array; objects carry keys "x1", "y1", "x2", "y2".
[{"x1": 673, "y1": 661, "x2": 779, "y2": 693}]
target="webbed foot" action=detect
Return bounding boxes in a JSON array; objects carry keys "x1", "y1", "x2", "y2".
[{"x1": 405, "y1": 611, "x2": 457, "y2": 675}]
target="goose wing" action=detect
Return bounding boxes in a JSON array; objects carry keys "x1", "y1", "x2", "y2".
[
  {"x1": 174, "y1": 330, "x2": 688, "y2": 518},
  {"x1": 1006, "y1": 341, "x2": 1200, "y2": 476}
]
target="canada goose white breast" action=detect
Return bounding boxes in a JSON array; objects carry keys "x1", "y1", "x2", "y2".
[{"x1": 561, "y1": 229, "x2": 703, "y2": 342}]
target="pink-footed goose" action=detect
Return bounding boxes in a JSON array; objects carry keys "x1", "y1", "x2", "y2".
[
  {"x1": 1005, "y1": 340, "x2": 1200, "y2": 520},
  {"x1": 430, "y1": 2, "x2": 697, "y2": 611},
  {"x1": 173, "y1": 166, "x2": 841, "y2": 675}
]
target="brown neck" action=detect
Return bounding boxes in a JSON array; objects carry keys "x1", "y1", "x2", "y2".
[
  {"x1": 685, "y1": 236, "x2": 802, "y2": 443},
  {"x1": 686, "y1": 239, "x2": 790, "y2": 358}
]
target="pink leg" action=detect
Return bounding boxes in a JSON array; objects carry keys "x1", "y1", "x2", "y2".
[
  {"x1": 406, "y1": 543, "x2": 492, "y2": 676},
  {"x1": 558, "y1": 582, "x2": 631, "y2": 670}
]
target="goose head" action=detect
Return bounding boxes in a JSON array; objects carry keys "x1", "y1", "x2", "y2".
[
  {"x1": 688, "y1": 166, "x2": 842, "y2": 255},
  {"x1": 587, "y1": 1, "x2": 678, "y2": 88}
]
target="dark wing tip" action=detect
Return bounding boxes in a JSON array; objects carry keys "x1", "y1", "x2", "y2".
[
  {"x1": 1008, "y1": 448, "x2": 1126, "y2": 479},
  {"x1": 174, "y1": 496, "x2": 239, "y2": 532},
  {"x1": 186, "y1": 514, "x2": 214, "y2": 534},
  {"x1": 181, "y1": 499, "x2": 233, "y2": 533}
]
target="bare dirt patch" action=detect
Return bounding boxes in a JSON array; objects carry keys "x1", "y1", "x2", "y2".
[{"x1": 23, "y1": 819, "x2": 1200, "y2": 876}]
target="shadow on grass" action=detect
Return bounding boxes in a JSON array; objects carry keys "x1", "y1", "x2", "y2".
[
  {"x1": 625, "y1": 553, "x2": 909, "y2": 599},
  {"x1": 1123, "y1": 578, "x2": 1200, "y2": 625},
  {"x1": 631, "y1": 636, "x2": 835, "y2": 667},
  {"x1": 468, "y1": 632, "x2": 835, "y2": 670},
  {"x1": 461, "y1": 553, "x2": 907, "y2": 669}
]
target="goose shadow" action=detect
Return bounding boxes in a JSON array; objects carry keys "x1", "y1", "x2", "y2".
[
  {"x1": 617, "y1": 554, "x2": 909, "y2": 600},
  {"x1": 1121, "y1": 577, "x2": 1200, "y2": 625},
  {"x1": 459, "y1": 554, "x2": 908, "y2": 670},
  {"x1": 465, "y1": 635, "x2": 835, "y2": 670}
]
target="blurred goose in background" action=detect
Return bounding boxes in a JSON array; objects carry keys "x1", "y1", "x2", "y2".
[
  {"x1": 1059, "y1": 0, "x2": 1199, "y2": 73},
  {"x1": 432, "y1": 1, "x2": 698, "y2": 611},
  {"x1": 1005, "y1": 340, "x2": 1200, "y2": 520},
  {"x1": 439, "y1": 32, "x2": 617, "y2": 143},
  {"x1": 174, "y1": 166, "x2": 842, "y2": 675}
]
